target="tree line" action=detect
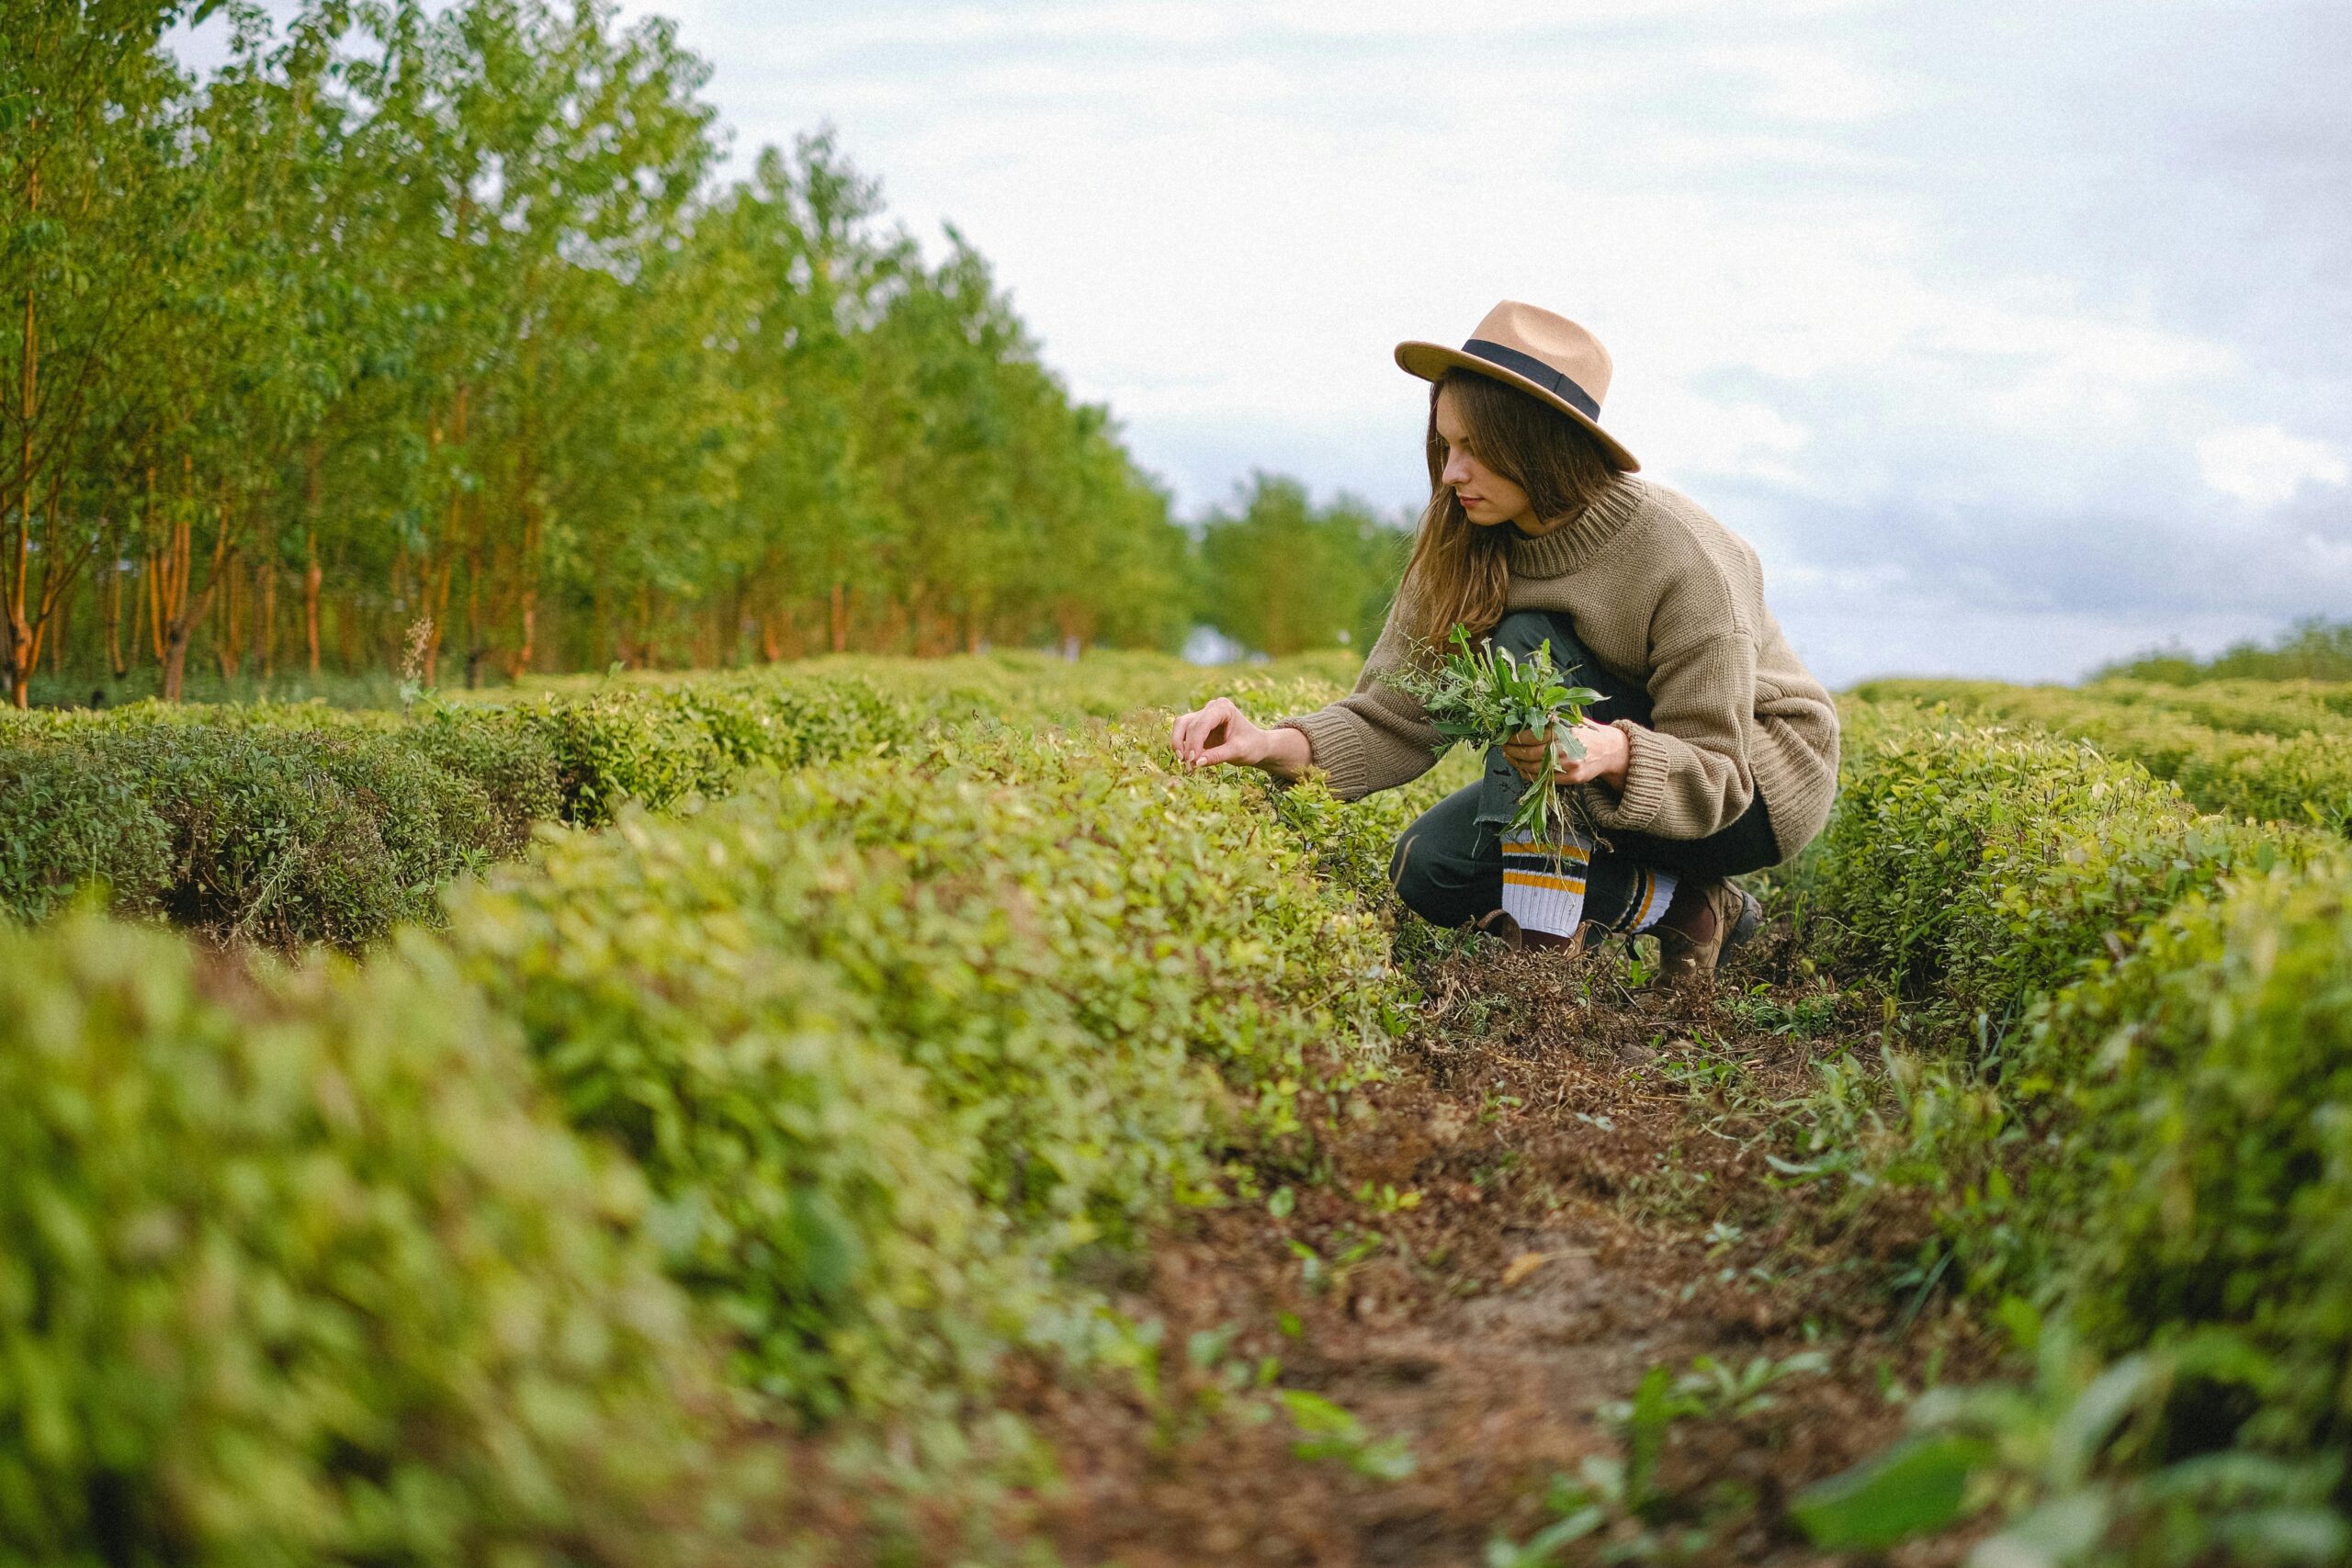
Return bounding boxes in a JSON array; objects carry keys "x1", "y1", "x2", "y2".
[{"x1": 2, "y1": 0, "x2": 1409, "y2": 706}]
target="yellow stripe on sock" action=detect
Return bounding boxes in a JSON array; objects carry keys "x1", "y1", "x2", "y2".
[
  {"x1": 1500, "y1": 840, "x2": 1590, "y2": 863},
  {"x1": 1502, "y1": 869, "x2": 1588, "y2": 894}
]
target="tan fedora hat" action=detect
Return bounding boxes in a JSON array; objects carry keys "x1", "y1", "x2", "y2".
[{"x1": 1396, "y1": 300, "x2": 1639, "y2": 472}]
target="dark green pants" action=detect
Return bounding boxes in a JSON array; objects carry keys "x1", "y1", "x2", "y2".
[{"x1": 1385, "y1": 609, "x2": 1780, "y2": 931}]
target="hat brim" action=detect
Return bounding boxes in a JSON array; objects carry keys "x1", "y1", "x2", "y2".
[{"x1": 1396, "y1": 340, "x2": 1640, "y2": 473}]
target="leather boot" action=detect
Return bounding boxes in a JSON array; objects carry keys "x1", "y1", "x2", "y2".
[{"x1": 1654, "y1": 878, "x2": 1761, "y2": 988}]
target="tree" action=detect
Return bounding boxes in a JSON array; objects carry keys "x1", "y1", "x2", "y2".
[{"x1": 1196, "y1": 474, "x2": 1408, "y2": 658}]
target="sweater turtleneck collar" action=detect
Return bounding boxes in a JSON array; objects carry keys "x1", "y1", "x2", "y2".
[{"x1": 1504, "y1": 475, "x2": 1646, "y2": 580}]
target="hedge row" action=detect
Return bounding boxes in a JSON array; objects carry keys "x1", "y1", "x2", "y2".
[
  {"x1": 2017, "y1": 864, "x2": 2352, "y2": 1454},
  {"x1": 0, "y1": 672, "x2": 920, "y2": 946},
  {"x1": 1784, "y1": 702, "x2": 2312, "y2": 1043},
  {"x1": 0, "y1": 709, "x2": 1414, "y2": 1562},
  {"x1": 1853, "y1": 677, "x2": 2352, "y2": 833},
  {"x1": 440, "y1": 717, "x2": 1410, "y2": 1423},
  {"x1": 1787, "y1": 699, "x2": 2352, "y2": 1542},
  {"x1": 0, "y1": 917, "x2": 752, "y2": 1568}
]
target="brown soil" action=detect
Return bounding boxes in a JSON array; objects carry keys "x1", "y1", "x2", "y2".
[{"x1": 810, "y1": 926, "x2": 2001, "y2": 1565}]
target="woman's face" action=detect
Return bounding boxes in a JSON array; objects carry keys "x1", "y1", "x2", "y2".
[{"x1": 1433, "y1": 383, "x2": 1533, "y2": 528}]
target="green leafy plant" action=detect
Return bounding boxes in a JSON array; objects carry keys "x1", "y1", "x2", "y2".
[
  {"x1": 0, "y1": 915, "x2": 743, "y2": 1567},
  {"x1": 1275, "y1": 1390, "x2": 1417, "y2": 1482},
  {"x1": 1794, "y1": 1310, "x2": 2348, "y2": 1564},
  {"x1": 1391, "y1": 623, "x2": 1602, "y2": 852}
]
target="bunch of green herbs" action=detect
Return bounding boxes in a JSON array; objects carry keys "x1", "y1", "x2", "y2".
[{"x1": 1391, "y1": 623, "x2": 1602, "y2": 849}]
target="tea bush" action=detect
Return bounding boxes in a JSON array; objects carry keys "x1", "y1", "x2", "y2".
[
  {"x1": 0, "y1": 724, "x2": 501, "y2": 946},
  {"x1": 1784, "y1": 706, "x2": 2302, "y2": 1047},
  {"x1": 0, "y1": 739, "x2": 173, "y2": 921},
  {"x1": 440, "y1": 717, "x2": 1410, "y2": 1422},
  {"x1": 1791, "y1": 795, "x2": 2352, "y2": 1551},
  {"x1": 2016, "y1": 861, "x2": 2352, "y2": 1449},
  {"x1": 0, "y1": 671, "x2": 929, "y2": 944},
  {"x1": 0, "y1": 915, "x2": 741, "y2": 1568},
  {"x1": 1854, "y1": 677, "x2": 2352, "y2": 833}
]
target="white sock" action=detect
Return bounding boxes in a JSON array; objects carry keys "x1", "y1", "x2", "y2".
[
  {"x1": 1626, "y1": 868, "x2": 1679, "y2": 933},
  {"x1": 1499, "y1": 830, "x2": 1592, "y2": 939}
]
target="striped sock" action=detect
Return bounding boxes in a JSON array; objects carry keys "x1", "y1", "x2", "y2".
[
  {"x1": 1499, "y1": 831, "x2": 1592, "y2": 939},
  {"x1": 1626, "y1": 867, "x2": 1679, "y2": 933}
]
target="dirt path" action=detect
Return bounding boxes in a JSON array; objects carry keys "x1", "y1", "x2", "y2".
[{"x1": 1010, "y1": 932, "x2": 1997, "y2": 1565}]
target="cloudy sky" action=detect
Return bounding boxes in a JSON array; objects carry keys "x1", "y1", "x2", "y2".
[
  {"x1": 188, "y1": 0, "x2": 2352, "y2": 683},
  {"x1": 170, "y1": 3, "x2": 2352, "y2": 682}
]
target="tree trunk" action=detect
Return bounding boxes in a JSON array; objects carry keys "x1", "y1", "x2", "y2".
[
  {"x1": 161, "y1": 492, "x2": 233, "y2": 705},
  {"x1": 6, "y1": 276, "x2": 39, "y2": 708},
  {"x1": 830, "y1": 581, "x2": 848, "y2": 653},
  {"x1": 503, "y1": 493, "x2": 542, "y2": 681},
  {"x1": 105, "y1": 555, "x2": 125, "y2": 679},
  {"x1": 422, "y1": 385, "x2": 468, "y2": 687}
]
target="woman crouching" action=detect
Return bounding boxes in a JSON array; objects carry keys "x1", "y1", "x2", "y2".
[{"x1": 1171, "y1": 300, "x2": 1841, "y2": 986}]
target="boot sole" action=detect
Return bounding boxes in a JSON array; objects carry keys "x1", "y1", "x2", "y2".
[{"x1": 1721, "y1": 888, "x2": 1762, "y2": 963}]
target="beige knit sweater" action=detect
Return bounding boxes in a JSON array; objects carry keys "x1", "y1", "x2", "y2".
[{"x1": 1274, "y1": 475, "x2": 1841, "y2": 865}]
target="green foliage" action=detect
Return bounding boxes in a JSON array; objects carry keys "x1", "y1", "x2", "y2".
[
  {"x1": 1195, "y1": 473, "x2": 1410, "y2": 657},
  {"x1": 0, "y1": 672, "x2": 924, "y2": 943},
  {"x1": 1854, "y1": 677, "x2": 2352, "y2": 834},
  {"x1": 2098, "y1": 617, "x2": 2352, "y2": 685},
  {"x1": 0, "y1": 740, "x2": 173, "y2": 921},
  {"x1": 6, "y1": 1, "x2": 1193, "y2": 708},
  {"x1": 438, "y1": 716, "x2": 1409, "y2": 1420},
  {"x1": 1275, "y1": 1390, "x2": 1416, "y2": 1481},
  {"x1": 1785, "y1": 705, "x2": 2300, "y2": 1043},
  {"x1": 483, "y1": 671, "x2": 919, "y2": 824},
  {"x1": 1387, "y1": 623, "x2": 1602, "y2": 846},
  {"x1": 0, "y1": 721, "x2": 498, "y2": 946},
  {"x1": 0, "y1": 914, "x2": 740, "y2": 1567},
  {"x1": 1795, "y1": 1312, "x2": 2349, "y2": 1565},
  {"x1": 2017, "y1": 863, "x2": 2352, "y2": 1451},
  {"x1": 1782, "y1": 693, "x2": 2352, "y2": 1558}
]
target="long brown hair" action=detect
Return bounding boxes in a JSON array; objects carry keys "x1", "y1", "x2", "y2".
[{"x1": 1398, "y1": 368, "x2": 1624, "y2": 654}]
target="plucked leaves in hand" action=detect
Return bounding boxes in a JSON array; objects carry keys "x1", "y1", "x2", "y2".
[{"x1": 1390, "y1": 623, "x2": 1603, "y2": 849}]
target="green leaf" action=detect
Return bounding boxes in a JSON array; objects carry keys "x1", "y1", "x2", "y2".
[
  {"x1": 1792, "y1": 1433, "x2": 1993, "y2": 1549},
  {"x1": 1968, "y1": 1493, "x2": 2109, "y2": 1568}
]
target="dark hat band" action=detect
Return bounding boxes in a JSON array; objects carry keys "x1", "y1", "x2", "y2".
[{"x1": 1461, "y1": 338, "x2": 1601, "y2": 422}]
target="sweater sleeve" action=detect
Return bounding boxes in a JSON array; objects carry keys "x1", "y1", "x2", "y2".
[
  {"x1": 1268, "y1": 585, "x2": 1445, "y2": 802},
  {"x1": 1583, "y1": 629, "x2": 1758, "y2": 841}
]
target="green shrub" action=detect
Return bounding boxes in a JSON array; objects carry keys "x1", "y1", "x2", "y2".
[
  {"x1": 400, "y1": 705, "x2": 564, "y2": 855},
  {"x1": 2018, "y1": 861, "x2": 2352, "y2": 1448},
  {"x1": 0, "y1": 741, "x2": 171, "y2": 921},
  {"x1": 0, "y1": 671, "x2": 928, "y2": 944},
  {"x1": 1786, "y1": 708, "x2": 2296, "y2": 1046},
  {"x1": 1852, "y1": 678, "x2": 2352, "y2": 833},
  {"x1": 0, "y1": 915, "x2": 741, "y2": 1567},
  {"x1": 488, "y1": 673, "x2": 921, "y2": 825},
  {"x1": 440, "y1": 718, "x2": 1408, "y2": 1422}
]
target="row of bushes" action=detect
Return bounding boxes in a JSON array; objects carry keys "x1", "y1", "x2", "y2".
[
  {"x1": 439, "y1": 717, "x2": 1412, "y2": 1421},
  {"x1": 0, "y1": 672, "x2": 921, "y2": 945},
  {"x1": 1853, "y1": 677, "x2": 2352, "y2": 833},
  {"x1": 0, "y1": 652, "x2": 1374, "y2": 949},
  {"x1": 0, "y1": 917, "x2": 754, "y2": 1568},
  {"x1": 0, "y1": 706, "x2": 1416, "y2": 1563},
  {"x1": 1784, "y1": 698, "x2": 2352, "y2": 1548}
]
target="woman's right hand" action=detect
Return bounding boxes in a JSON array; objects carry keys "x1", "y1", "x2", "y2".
[{"x1": 1171, "y1": 697, "x2": 1312, "y2": 779}]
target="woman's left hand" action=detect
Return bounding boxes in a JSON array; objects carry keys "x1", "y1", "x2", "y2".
[{"x1": 1504, "y1": 720, "x2": 1631, "y2": 788}]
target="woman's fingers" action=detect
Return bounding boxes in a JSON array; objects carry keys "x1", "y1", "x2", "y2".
[
  {"x1": 1548, "y1": 720, "x2": 1627, "y2": 785},
  {"x1": 1502, "y1": 729, "x2": 1546, "y2": 781},
  {"x1": 1173, "y1": 697, "x2": 1246, "y2": 768}
]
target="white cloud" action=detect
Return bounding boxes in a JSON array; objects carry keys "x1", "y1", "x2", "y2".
[
  {"x1": 2196, "y1": 424, "x2": 2350, "y2": 508},
  {"x1": 172, "y1": 0, "x2": 2352, "y2": 682}
]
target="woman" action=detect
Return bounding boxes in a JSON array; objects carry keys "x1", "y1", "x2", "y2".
[{"x1": 1170, "y1": 300, "x2": 1841, "y2": 986}]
